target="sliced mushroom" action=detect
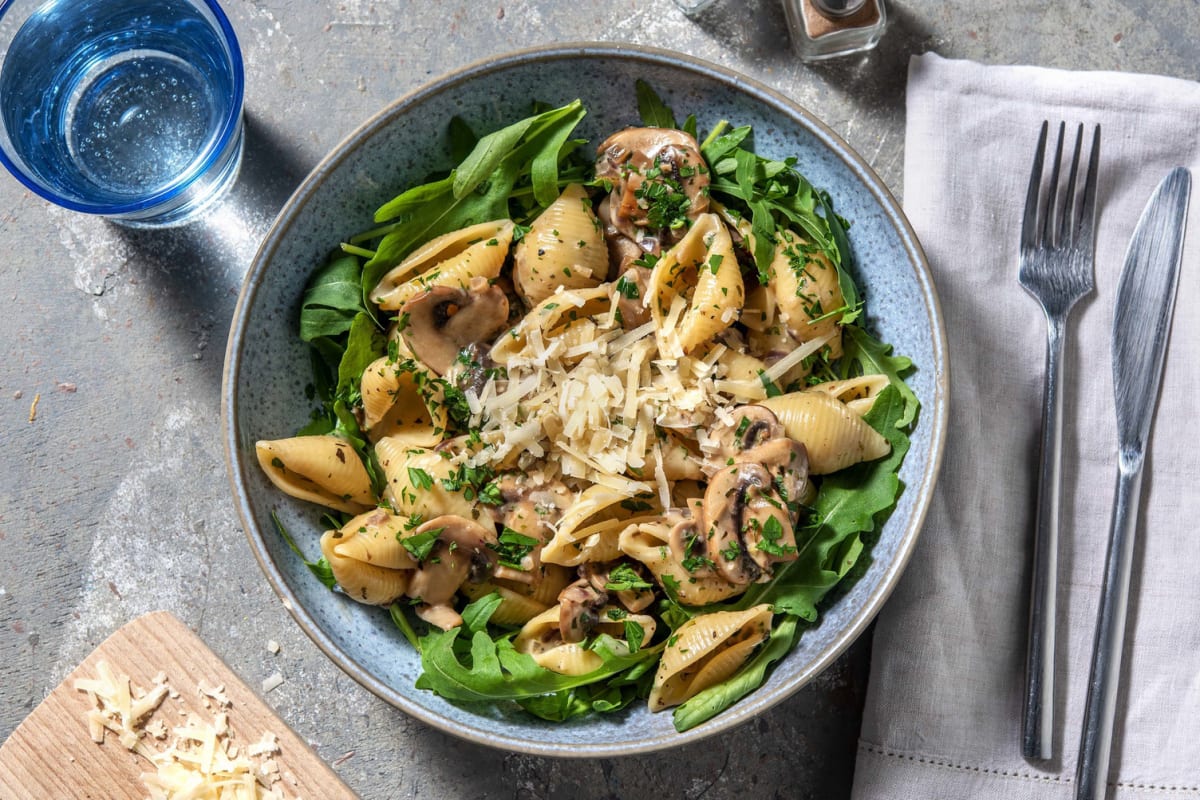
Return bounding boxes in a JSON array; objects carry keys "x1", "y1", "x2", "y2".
[
  {"x1": 703, "y1": 461, "x2": 798, "y2": 585},
  {"x1": 712, "y1": 405, "x2": 786, "y2": 458},
  {"x1": 594, "y1": 127, "x2": 711, "y2": 258},
  {"x1": 581, "y1": 561, "x2": 656, "y2": 613},
  {"x1": 598, "y1": 197, "x2": 646, "y2": 276},
  {"x1": 740, "y1": 437, "x2": 809, "y2": 510},
  {"x1": 399, "y1": 275, "x2": 509, "y2": 375},
  {"x1": 557, "y1": 578, "x2": 608, "y2": 643},
  {"x1": 404, "y1": 514, "x2": 498, "y2": 630}
]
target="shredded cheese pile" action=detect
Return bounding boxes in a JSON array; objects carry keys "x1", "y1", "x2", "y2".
[
  {"x1": 470, "y1": 286, "x2": 836, "y2": 508},
  {"x1": 75, "y1": 662, "x2": 300, "y2": 800}
]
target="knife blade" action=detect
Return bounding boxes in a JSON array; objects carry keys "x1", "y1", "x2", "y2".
[{"x1": 1075, "y1": 166, "x2": 1191, "y2": 800}]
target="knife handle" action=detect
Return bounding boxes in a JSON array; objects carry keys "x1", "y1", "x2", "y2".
[
  {"x1": 1075, "y1": 463, "x2": 1144, "y2": 800},
  {"x1": 1022, "y1": 314, "x2": 1067, "y2": 761}
]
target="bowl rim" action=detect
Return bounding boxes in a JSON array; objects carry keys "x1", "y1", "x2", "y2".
[{"x1": 222, "y1": 41, "x2": 949, "y2": 757}]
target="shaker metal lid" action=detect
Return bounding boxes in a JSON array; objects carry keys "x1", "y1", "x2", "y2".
[{"x1": 811, "y1": 0, "x2": 868, "y2": 17}]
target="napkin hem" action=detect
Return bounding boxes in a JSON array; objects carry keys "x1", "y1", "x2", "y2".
[{"x1": 855, "y1": 742, "x2": 1200, "y2": 797}]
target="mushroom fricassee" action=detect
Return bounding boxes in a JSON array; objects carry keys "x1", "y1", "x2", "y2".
[{"x1": 256, "y1": 88, "x2": 916, "y2": 731}]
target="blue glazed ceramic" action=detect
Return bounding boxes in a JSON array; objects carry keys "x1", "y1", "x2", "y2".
[{"x1": 223, "y1": 44, "x2": 948, "y2": 756}]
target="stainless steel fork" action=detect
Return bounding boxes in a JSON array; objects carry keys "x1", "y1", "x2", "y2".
[{"x1": 1018, "y1": 120, "x2": 1101, "y2": 761}]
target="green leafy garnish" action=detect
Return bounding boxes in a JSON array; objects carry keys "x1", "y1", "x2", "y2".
[
  {"x1": 400, "y1": 528, "x2": 441, "y2": 562},
  {"x1": 270, "y1": 511, "x2": 336, "y2": 590},
  {"x1": 605, "y1": 564, "x2": 654, "y2": 592},
  {"x1": 490, "y1": 528, "x2": 540, "y2": 570}
]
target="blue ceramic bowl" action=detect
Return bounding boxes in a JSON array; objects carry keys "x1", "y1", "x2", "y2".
[{"x1": 223, "y1": 44, "x2": 948, "y2": 756}]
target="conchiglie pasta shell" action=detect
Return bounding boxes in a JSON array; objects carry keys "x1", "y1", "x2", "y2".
[
  {"x1": 320, "y1": 530, "x2": 410, "y2": 606},
  {"x1": 458, "y1": 581, "x2": 549, "y2": 626},
  {"x1": 513, "y1": 184, "x2": 609, "y2": 305},
  {"x1": 808, "y1": 374, "x2": 890, "y2": 416},
  {"x1": 768, "y1": 229, "x2": 844, "y2": 358},
  {"x1": 541, "y1": 484, "x2": 656, "y2": 566},
  {"x1": 648, "y1": 604, "x2": 773, "y2": 711},
  {"x1": 370, "y1": 219, "x2": 514, "y2": 310},
  {"x1": 759, "y1": 390, "x2": 890, "y2": 474},
  {"x1": 374, "y1": 439, "x2": 476, "y2": 520},
  {"x1": 617, "y1": 521, "x2": 743, "y2": 606},
  {"x1": 359, "y1": 357, "x2": 446, "y2": 446},
  {"x1": 648, "y1": 213, "x2": 744, "y2": 355},
  {"x1": 490, "y1": 287, "x2": 613, "y2": 365},
  {"x1": 330, "y1": 508, "x2": 419, "y2": 569},
  {"x1": 256, "y1": 435, "x2": 374, "y2": 514}
]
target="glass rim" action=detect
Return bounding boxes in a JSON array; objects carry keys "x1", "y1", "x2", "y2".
[{"x1": 0, "y1": 0, "x2": 246, "y2": 217}]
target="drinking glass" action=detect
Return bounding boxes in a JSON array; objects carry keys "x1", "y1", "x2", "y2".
[{"x1": 0, "y1": 0, "x2": 244, "y2": 227}]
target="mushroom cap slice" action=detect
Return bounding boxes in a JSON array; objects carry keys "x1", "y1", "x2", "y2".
[
  {"x1": 557, "y1": 578, "x2": 608, "y2": 643},
  {"x1": 703, "y1": 461, "x2": 799, "y2": 585},
  {"x1": 403, "y1": 514, "x2": 498, "y2": 630},
  {"x1": 400, "y1": 275, "x2": 509, "y2": 376}
]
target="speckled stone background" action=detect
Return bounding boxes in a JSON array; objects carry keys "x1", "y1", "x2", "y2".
[{"x1": 1, "y1": 2, "x2": 1196, "y2": 798}]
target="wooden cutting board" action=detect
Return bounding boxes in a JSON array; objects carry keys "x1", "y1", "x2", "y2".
[{"x1": 0, "y1": 611, "x2": 359, "y2": 799}]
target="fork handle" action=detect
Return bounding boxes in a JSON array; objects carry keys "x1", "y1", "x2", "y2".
[
  {"x1": 1022, "y1": 314, "x2": 1068, "y2": 760},
  {"x1": 1075, "y1": 464, "x2": 1143, "y2": 800}
]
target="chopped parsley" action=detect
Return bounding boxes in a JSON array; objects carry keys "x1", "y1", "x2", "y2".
[{"x1": 604, "y1": 564, "x2": 653, "y2": 592}]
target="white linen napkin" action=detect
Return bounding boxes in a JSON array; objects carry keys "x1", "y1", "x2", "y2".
[{"x1": 852, "y1": 53, "x2": 1200, "y2": 799}]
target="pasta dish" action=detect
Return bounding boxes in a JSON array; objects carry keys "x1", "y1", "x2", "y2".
[{"x1": 254, "y1": 86, "x2": 917, "y2": 729}]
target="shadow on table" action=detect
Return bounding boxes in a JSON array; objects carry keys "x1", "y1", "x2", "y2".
[{"x1": 105, "y1": 111, "x2": 313, "y2": 391}]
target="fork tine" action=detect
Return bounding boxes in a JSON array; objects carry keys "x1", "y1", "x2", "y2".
[
  {"x1": 1076, "y1": 125, "x2": 1102, "y2": 247},
  {"x1": 1059, "y1": 124, "x2": 1084, "y2": 246},
  {"x1": 1021, "y1": 121, "x2": 1050, "y2": 251},
  {"x1": 1041, "y1": 122, "x2": 1066, "y2": 248}
]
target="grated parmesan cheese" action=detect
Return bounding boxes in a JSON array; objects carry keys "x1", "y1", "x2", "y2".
[{"x1": 75, "y1": 662, "x2": 300, "y2": 800}]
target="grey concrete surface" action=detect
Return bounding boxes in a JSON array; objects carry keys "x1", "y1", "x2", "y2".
[{"x1": 1, "y1": 1, "x2": 1196, "y2": 798}]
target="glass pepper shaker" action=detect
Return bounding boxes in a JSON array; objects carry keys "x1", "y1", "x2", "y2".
[{"x1": 781, "y1": 0, "x2": 887, "y2": 61}]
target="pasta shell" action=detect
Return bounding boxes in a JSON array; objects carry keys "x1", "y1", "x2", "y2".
[
  {"x1": 458, "y1": 581, "x2": 549, "y2": 626},
  {"x1": 359, "y1": 356, "x2": 446, "y2": 446},
  {"x1": 374, "y1": 439, "x2": 477, "y2": 520},
  {"x1": 370, "y1": 219, "x2": 514, "y2": 310},
  {"x1": 513, "y1": 184, "x2": 609, "y2": 305},
  {"x1": 617, "y1": 520, "x2": 743, "y2": 606},
  {"x1": 255, "y1": 435, "x2": 374, "y2": 513},
  {"x1": 648, "y1": 604, "x2": 773, "y2": 711},
  {"x1": 490, "y1": 287, "x2": 613, "y2": 366},
  {"x1": 320, "y1": 530, "x2": 410, "y2": 606},
  {"x1": 541, "y1": 484, "x2": 657, "y2": 566},
  {"x1": 514, "y1": 605, "x2": 656, "y2": 675},
  {"x1": 768, "y1": 229, "x2": 844, "y2": 358},
  {"x1": 329, "y1": 508, "x2": 419, "y2": 569},
  {"x1": 760, "y1": 390, "x2": 890, "y2": 474},
  {"x1": 648, "y1": 213, "x2": 744, "y2": 356}
]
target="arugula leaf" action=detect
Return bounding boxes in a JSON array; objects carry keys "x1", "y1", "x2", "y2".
[
  {"x1": 270, "y1": 511, "x2": 336, "y2": 590},
  {"x1": 446, "y1": 116, "x2": 477, "y2": 164},
  {"x1": 335, "y1": 312, "x2": 387, "y2": 403},
  {"x1": 731, "y1": 384, "x2": 911, "y2": 617},
  {"x1": 605, "y1": 564, "x2": 653, "y2": 592},
  {"x1": 817, "y1": 190, "x2": 863, "y2": 325},
  {"x1": 299, "y1": 254, "x2": 366, "y2": 344},
  {"x1": 672, "y1": 615, "x2": 799, "y2": 732},
  {"x1": 389, "y1": 602, "x2": 422, "y2": 651},
  {"x1": 840, "y1": 324, "x2": 919, "y2": 428},
  {"x1": 635, "y1": 79, "x2": 678, "y2": 129},
  {"x1": 414, "y1": 595, "x2": 660, "y2": 703}
]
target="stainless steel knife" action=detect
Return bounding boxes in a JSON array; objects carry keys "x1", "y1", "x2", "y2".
[{"x1": 1075, "y1": 166, "x2": 1191, "y2": 800}]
